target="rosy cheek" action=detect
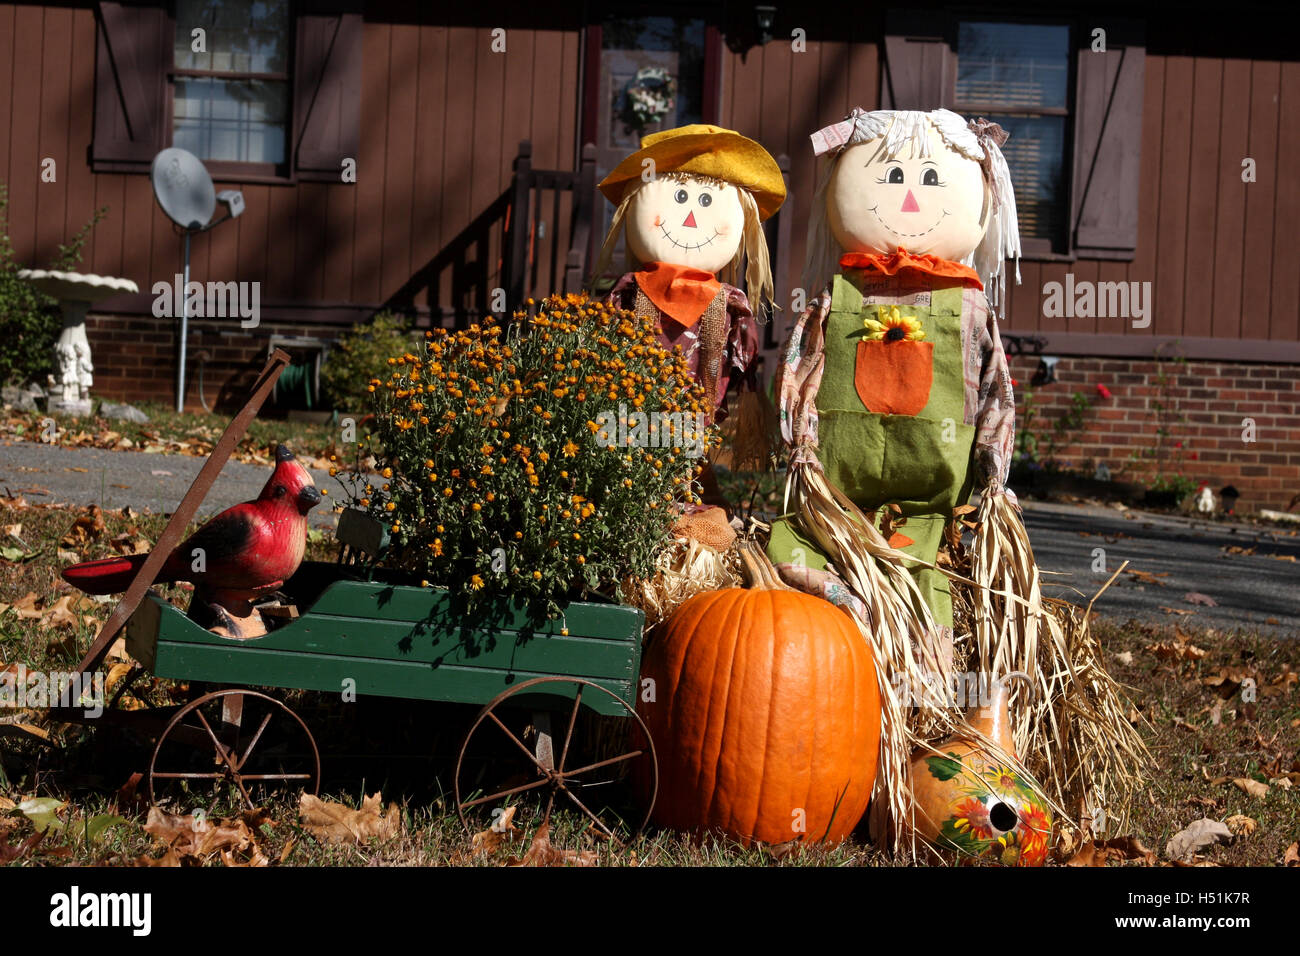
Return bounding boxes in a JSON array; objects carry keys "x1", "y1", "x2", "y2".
[
  {"x1": 714, "y1": 222, "x2": 732, "y2": 236},
  {"x1": 652, "y1": 214, "x2": 662, "y2": 228}
]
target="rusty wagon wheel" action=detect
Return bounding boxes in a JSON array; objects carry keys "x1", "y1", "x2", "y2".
[
  {"x1": 147, "y1": 688, "x2": 321, "y2": 813},
  {"x1": 455, "y1": 677, "x2": 657, "y2": 847}
]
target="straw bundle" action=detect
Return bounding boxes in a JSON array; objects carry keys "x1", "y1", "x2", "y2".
[
  {"x1": 784, "y1": 452, "x2": 978, "y2": 848},
  {"x1": 721, "y1": 386, "x2": 780, "y2": 473},
  {"x1": 956, "y1": 493, "x2": 1150, "y2": 836},
  {"x1": 620, "y1": 535, "x2": 742, "y2": 629}
]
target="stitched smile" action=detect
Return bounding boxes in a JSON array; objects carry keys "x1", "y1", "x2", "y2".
[
  {"x1": 868, "y1": 205, "x2": 949, "y2": 238},
  {"x1": 658, "y1": 224, "x2": 721, "y2": 252}
]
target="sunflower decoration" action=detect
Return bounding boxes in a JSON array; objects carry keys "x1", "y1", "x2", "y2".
[{"x1": 862, "y1": 304, "x2": 925, "y2": 342}]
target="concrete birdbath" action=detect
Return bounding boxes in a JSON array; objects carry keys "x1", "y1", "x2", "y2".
[{"x1": 17, "y1": 269, "x2": 139, "y2": 417}]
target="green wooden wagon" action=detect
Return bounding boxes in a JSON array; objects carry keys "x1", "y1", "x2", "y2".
[{"x1": 57, "y1": 352, "x2": 658, "y2": 843}]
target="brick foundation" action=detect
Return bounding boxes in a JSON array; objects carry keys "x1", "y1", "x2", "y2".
[
  {"x1": 83, "y1": 314, "x2": 1299, "y2": 512},
  {"x1": 1006, "y1": 355, "x2": 1300, "y2": 512},
  {"x1": 85, "y1": 312, "x2": 350, "y2": 414}
]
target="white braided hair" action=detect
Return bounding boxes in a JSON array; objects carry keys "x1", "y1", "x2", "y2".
[{"x1": 804, "y1": 108, "x2": 1021, "y2": 310}]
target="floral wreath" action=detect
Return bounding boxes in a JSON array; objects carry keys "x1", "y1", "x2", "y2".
[{"x1": 623, "y1": 67, "x2": 677, "y2": 128}]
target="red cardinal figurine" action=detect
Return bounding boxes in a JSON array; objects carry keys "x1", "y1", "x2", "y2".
[{"x1": 62, "y1": 444, "x2": 321, "y2": 638}]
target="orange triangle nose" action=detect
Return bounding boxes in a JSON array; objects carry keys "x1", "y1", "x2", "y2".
[
  {"x1": 901, "y1": 189, "x2": 920, "y2": 213},
  {"x1": 682, "y1": 210, "x2": 698, "y2": 228}
]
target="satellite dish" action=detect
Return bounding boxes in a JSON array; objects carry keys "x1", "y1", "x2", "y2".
[{"x1": 151, "y1": 147, "x2": 216, "y2": 230}]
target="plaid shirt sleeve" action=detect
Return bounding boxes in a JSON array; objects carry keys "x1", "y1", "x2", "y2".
[
  {"x1": 775, "y1": 286, "x2": 833, "y2": 451},
  {"x1": 968, "y1": 295, "x2": 1017, "y2": 494}
]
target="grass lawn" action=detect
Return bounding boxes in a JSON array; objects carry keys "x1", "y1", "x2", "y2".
[{"x1": 1, "y1": 498, "x2": 1296, "y2": 867}]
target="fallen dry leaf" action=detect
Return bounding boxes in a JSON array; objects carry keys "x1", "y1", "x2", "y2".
[
  {"x1": 1147, "y1": 639, "x2": 1207, "y2": 661},
  {"x1": 1231, "y1": 778, "x2": 1270, "y2": 799},
  {"x1": 1166, "y1": 818, "x2": 1234, "y2": 861},
  {"x1": 298, "y1": 792, "x2": 401, "y2": 844},
  {"x1": 471, "y1": 805, "x2": 520, "y2": 855},
  {"x1": 1224, "y1": 814, "x2": 1257, "y2": 837},
  {"x1": 1284, "y1": 843, "x2": 1299, "y2": 867},
  {"x1": 508, "y1": 823, "x2": 597, "y2": 867},
  {"x1": 143, "y1": 806, "x2": 258, "y2": 861}
]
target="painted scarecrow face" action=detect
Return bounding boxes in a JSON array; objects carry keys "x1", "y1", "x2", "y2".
[
  {"x1": 828, "y1": 125, "x2": 988, "y2": 261},
  {"x1": 626, "y1": 175, "x2": 745, "y2": 274}
]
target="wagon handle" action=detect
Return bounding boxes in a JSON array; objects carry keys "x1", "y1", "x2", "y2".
[{"x1": 51, "y1": 349, "x2": 292, "y2": 717}]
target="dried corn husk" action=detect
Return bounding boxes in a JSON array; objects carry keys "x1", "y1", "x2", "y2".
[
  {"x1": 620, "y1": 536, "x2": 742, "y2": 629},
  {"x1": 959, "y1": 493, "x2": 1151, "y2": 837},
  {"x1": 783, "y1": 452, "x2": 985, "y2": 851},
  {"x1": 723, "y1": 387, "x2": 779, "y2": 473}
]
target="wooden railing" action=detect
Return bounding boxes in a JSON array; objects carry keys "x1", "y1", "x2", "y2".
[
  {"x1": 386, "y1": 141, "x2": 597, "y2": 326},
  {"x1": 388, "y1": 141, "x2": 793, "y2": 368}
]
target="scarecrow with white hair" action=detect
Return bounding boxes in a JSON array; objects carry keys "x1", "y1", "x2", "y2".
[
  {"x1": 767, "y1": 108, "x2": 1146, "y2": 857},
  {"x1": 769, "y1": 107, "x2": 1020, "y2": 643}
]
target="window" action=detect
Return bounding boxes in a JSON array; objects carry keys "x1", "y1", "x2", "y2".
[
  {"x1": 171, "y1": 0, "x2": 291, "y2": 168},
  {"x1": 955, "y1": 21, "x2": 1072, "y2": 254}
]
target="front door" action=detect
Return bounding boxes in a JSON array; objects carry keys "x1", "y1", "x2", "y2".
[{"x1": 583, "y1": 10, "x2": 721, "y2": 286}]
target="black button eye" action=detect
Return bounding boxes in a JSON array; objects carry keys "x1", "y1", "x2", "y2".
[
  {"x1": 922, "y1": 168, "x2": 939, "y2": 186},
  {"x1": 887, "y1": 166, "x2": 904, "y2": 184},
  {"x1": 674, "y1": 188, "x2": 688, "y2": 203},
  {"x1": 698, "y1": 193, "x2": 712, "y2": 207}
]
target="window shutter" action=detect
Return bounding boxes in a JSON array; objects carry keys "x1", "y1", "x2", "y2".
[
  {"x1": 881, "y1": 9, "x2": 955, "y2": 110},
  {"x1": 294, "y1": 4, "x2": 363, "y2": 182},
  {"x1": 1071, "y1": 20, "x2": 1145, "y2": 258},
  {"x1": 92, "y1": 1, "x2": 168, "y2": 169}
]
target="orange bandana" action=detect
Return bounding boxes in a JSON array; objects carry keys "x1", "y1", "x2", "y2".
[
  {"x1": 633, "y1": 261, "x2": 723, "y2": 327},
  {"x1": 839, "y1": 248, "x2": 984, "y2": 289}
]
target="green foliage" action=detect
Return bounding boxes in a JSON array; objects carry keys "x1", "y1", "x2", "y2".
[
  {"x1": 0, "y1": 182, "x2": 109, "y2": 387},
  {"x1": 1124, "y1": 352, "x2": 1195, "y2": 501},
  {"x1": 320, "y1": 312, "x2": 419, "y2": 410},
  {"x1": 344, "y1": 294, "x2": 714, "y2": 618},
  {"x1": 1014, "y1": 388, "x2": 1097, "y2": 475}
]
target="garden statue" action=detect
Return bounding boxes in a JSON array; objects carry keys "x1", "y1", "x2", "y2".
[
  {"x1": 17, "y1": 269, "x2": 140, "y2": 417},
  {"x1": 767, "y1": 107, "x2": 1027, "y2": 846},
  {"x1": 62, "y1": 445, "x2": 320, "y2": 639}
]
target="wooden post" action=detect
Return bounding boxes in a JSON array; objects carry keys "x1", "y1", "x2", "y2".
[
  {"x1": 567, "y1": 143, "x2": 597, "y2": 293},
  {"x1": 507, "y1": 140, "x2": 534, "y2": 310}
]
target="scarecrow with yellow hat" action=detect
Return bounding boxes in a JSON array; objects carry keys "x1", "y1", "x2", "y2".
[{"x1": 594, "y1": 125, "x2": 786, "y2": 428}]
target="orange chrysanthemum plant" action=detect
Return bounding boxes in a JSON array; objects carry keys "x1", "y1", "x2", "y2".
[{"x1": 351, "y1": 293, "x2": 716, "y2": 618}]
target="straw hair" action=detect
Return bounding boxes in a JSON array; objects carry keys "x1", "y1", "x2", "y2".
[{"x1": 592, "y1": 172, "x2": 778, "y2": 316}]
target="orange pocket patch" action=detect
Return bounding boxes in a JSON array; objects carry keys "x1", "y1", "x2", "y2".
[{"x1": 853, "y1": 340, "x2": 934, "y2": 416}]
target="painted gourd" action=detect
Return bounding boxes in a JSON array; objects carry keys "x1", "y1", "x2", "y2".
[
  {"x1": 908, "y1": 681, "x2": 1052, "y2": 866},
  {"x1": 638, "y1": 542, "x2": 880, "y2": 846}
]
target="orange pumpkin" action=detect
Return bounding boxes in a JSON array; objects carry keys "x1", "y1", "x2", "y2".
[{"x1": 638, "y1": 541, "x2": 881, "y2": 846}]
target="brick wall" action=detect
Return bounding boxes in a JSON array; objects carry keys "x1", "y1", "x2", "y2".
[
  {"x1": 85, "y1": 312, "x2": 348, "y2": 414},
  {"x1": 1006, "y1": 355, "x2": 1300, "y2": 512}
]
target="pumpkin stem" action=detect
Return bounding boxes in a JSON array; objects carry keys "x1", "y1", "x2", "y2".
[{"x1": 737, "y1": 538, "x2": 794, "y2": 592}]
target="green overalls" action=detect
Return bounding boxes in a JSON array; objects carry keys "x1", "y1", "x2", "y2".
[{"x1": 768, "y1": 271, "x2": 976, "y2": 627}]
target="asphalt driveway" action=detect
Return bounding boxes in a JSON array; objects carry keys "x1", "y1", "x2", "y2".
[{"x1": 4, "y1": 438, "x2": 1297, "y2": 633}]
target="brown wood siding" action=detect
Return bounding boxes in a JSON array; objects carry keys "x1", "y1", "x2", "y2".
[
  {"x1": 1, "y1": 6, "x2": 1296, "y2": 360},
  {"x1": 1, "y1": 6, "x2": 580, "y2": 326}
]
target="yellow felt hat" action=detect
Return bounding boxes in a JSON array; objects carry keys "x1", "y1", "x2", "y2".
[{"x1": 597, "y1": 124, "x2": 787, "y2": 221}]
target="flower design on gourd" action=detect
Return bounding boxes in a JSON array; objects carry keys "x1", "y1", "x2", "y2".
[{"x1": 863, "y1": 305, "x2": 925, "y2": 342}]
